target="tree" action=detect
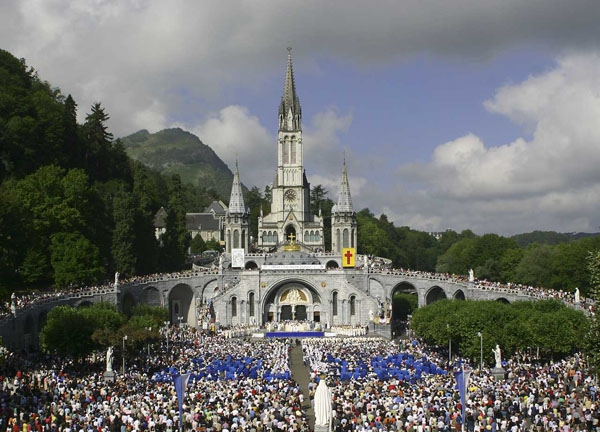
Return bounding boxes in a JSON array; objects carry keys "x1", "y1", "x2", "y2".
[
  {"x1": 83, "y1": 102, "x2": 114, "y2": 182},
  {"x1": 514, "y1": 244, "x2": 556, "y2": 287},
  {"x1": 411, "y1": 299, "x2": 586, "y2": 364},
  {"x1": 50, "y1": 232, "x2": 104, "y2": 288},
  {"x1": 189, "y1": 234, "x2": 207, "y2": 255},
  {"x1": 111, "y1": 190, "x2": 137, "y2": 277},
  {"x1": 584, "y1": 250, "x2": 600, "y2": 377},
  {"x1": 160, "y1": 175, "x2": 190, "y2": 271},
  {"x1": 41, "y1": 303, "x2": 124, "y2": 357}
]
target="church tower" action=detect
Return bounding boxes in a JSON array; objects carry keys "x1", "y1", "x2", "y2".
[
  {"x1": 225, "y1": 161, "x2": 250, "y2": 253},
  {"x1": 331, "y1": 159, "x2": 357, "y2": 253},
  {"x1": 258, "y1": 48, "x2": 324, "y2": 252}
]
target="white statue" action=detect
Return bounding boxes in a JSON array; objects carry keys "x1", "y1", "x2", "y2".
[
  {"x1": 114, "y1": 272, "x2": 120, "y2": 289},
  {"x1": 493, "y1": 344, "x2": 502, "y2": 369},
  {"x1": 468, "y1": 269, "x2": 474, "y2": 282},
  {"x1": 106, "y1": 346, "x2": 114, "y2": 372},
  {"x1": 575, "y1": 287, "x2": 580, "y2": 304}
]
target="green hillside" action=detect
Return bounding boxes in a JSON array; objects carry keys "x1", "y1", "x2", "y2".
[{"x1": 122, "y1": 128, "x2": 234, "y2": 199}]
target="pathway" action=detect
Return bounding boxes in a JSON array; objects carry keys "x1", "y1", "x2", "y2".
[{"x1": 288, "y1": 340, "x2": 315, "y2": 429}]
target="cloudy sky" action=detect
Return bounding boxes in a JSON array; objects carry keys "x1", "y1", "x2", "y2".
[{"x1": 3, "y1": 0, "x2": 600, "y2": 236}]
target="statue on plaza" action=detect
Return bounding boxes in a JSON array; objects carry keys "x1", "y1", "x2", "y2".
[
  {"x1": 114, "y1": 272, "x2": 120, "y2": 289},
  {"x1": 575, "y1": 287, "x2": 580, "y2": 303},
  {"x1": 106, "y1": 346, "x2": 114, "y2": 372},
  {"x1": 493, "y1": 344, "x2": 502, "y2": 369},
  {"x1": 469, "y1": 269, "x2": 474, "y2": 282}
]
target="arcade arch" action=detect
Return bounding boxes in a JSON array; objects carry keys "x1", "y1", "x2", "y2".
[
  {"x1": 454, "y1": 289, "x2": 466, "y2": 300},
  {"x1": 143, "y1": 287, "x2": 162, "y2": 307},
  {"x1": 425, "y1": 286, "x2": 447, "y2": 305},
  {"x1": 168, "y1": 284, "x2": 194, "y2": 325},
  {"x1": 262, "y1": 281, "x2": 322, "y2": 323}
]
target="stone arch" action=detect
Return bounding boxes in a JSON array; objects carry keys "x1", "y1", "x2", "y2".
[
  {"x1": 425, "y1": 286, "x2": 447, "y2": 305},
  {"x1": 284, "y1": 224, "x2": 297, "y2": 242},
  {"x1": 245, "y1": 261, "x2": 259, "y2": 270},
  {"x1": 143, "y1": 286, "x2": 162, "y2": 307},
  {"x1": 391, "y1": 282, "x2": 418, "y2": 336},
  {"x1": 262, "y1": 279, "x2": 322, "y2": 323},
  {"x1": 24, "y1": 314, "x2": 34, "y2": 335},
  {"x1": 38, "y1": 310, "x2": 48, "y2": 333},
  {"x1": 168, "y1": 284, "x2": 194, "y2": 325},
  {"x1": 326, "y1": 260, "x2": 339, "y2": 269},
  {"x1": 76, "y1": 300, "x2": 93, "y2": 308},
  {"x1": 453, "y1": 289, "x2": 466, "y2": 300},
  {"x1": 121, "y1": 292, "x2": 137, "y2": 316},
  {"x1": 496, "y1": 297, "x2": 510, "y2": 304},
  {"x1": 369, "y1": 278, "x2": 386, "y2": 300}
]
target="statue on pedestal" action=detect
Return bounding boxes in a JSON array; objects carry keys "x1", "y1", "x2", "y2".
[
  {"x1": 493, "y1": 344, "x2": 502, "y2": 369},
  {"x1": 106, "y1": 346, "x2": 114, "y2": 372}
]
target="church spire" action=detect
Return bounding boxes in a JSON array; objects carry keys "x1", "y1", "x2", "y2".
[
  {"x1": 228, "y1": 160, "x2": 247, "y2": 215},
  {"x1": 278, "y1": 47, "x2": 301, "y2": 131},
  {"x1": 335, "y1": 158, "x2": 354, "y2": 213}
]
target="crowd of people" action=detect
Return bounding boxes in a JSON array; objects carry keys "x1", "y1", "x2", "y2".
[
  {"x1": 0, "y1": 324, "x2": 599, "y2": 432},
  {"x1": 0, "y1": 325, "x2": 312, "y2": 432},
  {"x1": 302, "y1": 337, "x2": 598, "y2": 431}
]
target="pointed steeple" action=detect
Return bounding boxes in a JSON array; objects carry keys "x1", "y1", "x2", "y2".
[
  {"x1": 228, "y1": 160, "x2": 247, "y2": 215},
  {"x1": 278, "y1": 47, "x2": 302, "y2": 131},
  {"x1": 334, "y1": 158, "x2": 354, "y2": 213}
]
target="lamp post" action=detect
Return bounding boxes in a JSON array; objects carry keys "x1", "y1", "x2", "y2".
[
  {"x1": 146, "y1": 327, "x2": 152, "y2": 357},
  {"x1": 447, "y1": 324, "x2": 452, "y2": 366},
  {"x1": 122, "y1": 335, "x2": 128, "y2": 375},
  {"x1": 164, "y1": 321, "x2": 169, "y2": 350},
  {"x1": 477, "y1": 331, "x2": 483, "y2": 371}
]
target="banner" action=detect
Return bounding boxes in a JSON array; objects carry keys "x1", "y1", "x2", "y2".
[
  {"x1": 231, "y1": 248, "x2": 245, "y2": 268},
  {"x1": 342, "y1": 248, "x2": 356, "y2": 268},
  {"x1": 174, "y1": 373, "x2": 191, "y2": 430},
  {"x1": 454, "y1": 366, "x2": 471, "y2": 429}
]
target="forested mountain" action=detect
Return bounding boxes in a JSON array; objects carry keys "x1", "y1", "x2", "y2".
[{"x1": 121, "y1": 128, "x2": 234, "y2": 200}]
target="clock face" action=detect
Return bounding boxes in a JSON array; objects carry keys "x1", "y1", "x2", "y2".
[{"x1": 285, "y1": 189, "x2": 297, "y2": 202}]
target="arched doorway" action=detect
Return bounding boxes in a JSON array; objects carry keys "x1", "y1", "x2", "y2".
[
  {"x1": 391, "y1": 282, "x2": 418, "y2": 338},
  {"x1": 284, "y1": 225, "x2": 297, "y2": 244},
  {"x1": 168, "y1": 284, "x2": 194, "y2": 325},
  {"x1": 263, "y1": 281, "x2": 321, "y2": 324}
]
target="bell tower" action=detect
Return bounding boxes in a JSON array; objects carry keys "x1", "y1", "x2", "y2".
[{"x1": 258, "y1": 48, "x2": 324, "y2": 252}]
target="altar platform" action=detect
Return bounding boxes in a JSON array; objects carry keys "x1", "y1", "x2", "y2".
[{"x1": 264, "y1": 330, "x2": 326, "y2": 338}]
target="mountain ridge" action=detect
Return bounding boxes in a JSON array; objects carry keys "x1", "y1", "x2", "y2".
[{"x1": 121, "y1": 128, "x2": 236, "y2": 200}]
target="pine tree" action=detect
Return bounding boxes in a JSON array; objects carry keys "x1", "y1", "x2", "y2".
[{"x1": 160, "y1": 175, "x2": 190, "y2": 271}]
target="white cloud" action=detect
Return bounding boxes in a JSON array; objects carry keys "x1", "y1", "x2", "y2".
[
  {"x1": 3, "y1": 1, "x2": 600, "y2": 235},
  {"x1": 188, "y1": 105, "x2": 273, "y2": 189},
  {"x1": 395, "y1": 52, "x2": 600, "y2": 234}
]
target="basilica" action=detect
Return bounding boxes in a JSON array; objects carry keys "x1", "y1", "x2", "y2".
[
  {"x1": 197, "y1": 49, "x2": 387, "y2": 328},
  {"x1": 147, "y1": 49, "x2": 399, "y2": 331},
  {"x1": 222, "y1": 48, "x2": 357, "y2": 257}
]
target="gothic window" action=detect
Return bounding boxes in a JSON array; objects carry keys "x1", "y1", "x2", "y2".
[
  {"x1": 305, "y1": 230, "x2": 310, "y2": 242},
  {"x1": 231, "y1": 296, "x2": 237, "y2": 317},
  {"x1": 241, "y1": 229, "x2": 246, "y2": 249},
  {"x1": 227, "y1": 231, "x2": 231, "y2": 250},
  {"x1": 249, "y1": 292, "x2": 255, "y2": 317},
  {"x1": 332, "y1": 292, "x2": 338, "y2": 316},
  {"x1": 233, "y1": 230, "x2": 239, "y2": 248},
  {"x1": 290, "y1": 138, "x2": 296, "y2": 164},
  {"x1": 283, "y1": 137, "x2": 290, "y2": 164},
  {"x1": 335, "y1": 229, "x2": 340, "y2": 250},
  {"x1": 351, "y1": 229, "x2": 356, "y2": 248},
  {"x1": 343, "y1": 229, "x2": 349, "y2": 248},
  {"x1": 350, "y1": 296, "x2": 356, "y2": 316}
]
